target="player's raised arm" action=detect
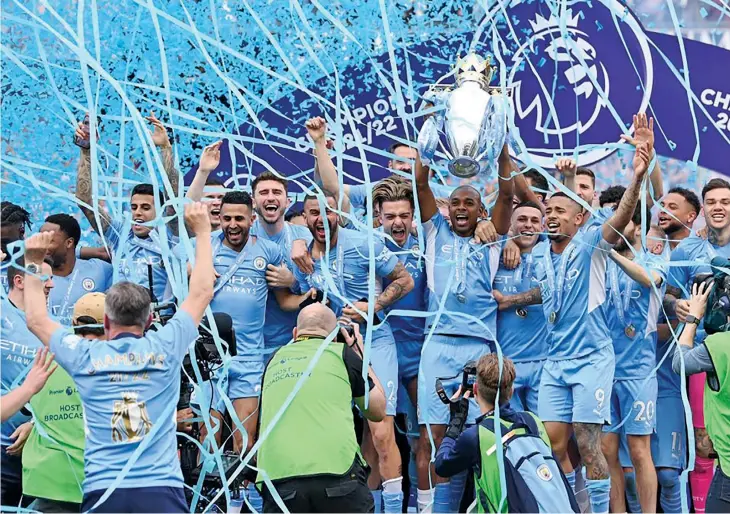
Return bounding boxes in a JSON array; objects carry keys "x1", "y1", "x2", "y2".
[
  {"x1": 24, "y1": 233, "x2": 63, "y2": 346},
  {"x1": 414, "y1": 153, "x2": 437, "y2": 222},
  {"x1": 490, "y1": 144, "x2": 515, "y2": 235},
  {"x1": 602, "y1": 142, "x2": 651, "y2": 245},
  {"x1": 74, "y1": 118, "x2": 111, "y2": 236}
]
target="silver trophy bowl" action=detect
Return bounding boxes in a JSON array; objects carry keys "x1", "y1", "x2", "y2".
[{"x1": 419, "y1": 53, "x2": 511, "y2": 179}]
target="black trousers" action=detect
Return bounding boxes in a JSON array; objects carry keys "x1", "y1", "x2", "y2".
[
  {"x1": 261, "y1": 459, "x2": 373, "y2": 513},
  {"x1": 707, "y1": 464, "x2": 730, "y2": 513}
]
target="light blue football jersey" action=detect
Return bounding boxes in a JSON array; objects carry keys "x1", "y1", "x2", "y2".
[
  {"x1": 422, "y1": 212, "x2": 502, "y2": 341},
  {"x1": 533, "y1": 226, "x2": 613, "y2": 360},
  {"x1": 604, "y1": 253, "x2": 667, "y2": 379}
]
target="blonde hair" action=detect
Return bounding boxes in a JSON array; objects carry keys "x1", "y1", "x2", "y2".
[
  {"x1": 372, "y1": 176, "x2": 414, "y2": 211},
  {"x1": 476, "y1": 354, "x2": 516, "y2": 405}
]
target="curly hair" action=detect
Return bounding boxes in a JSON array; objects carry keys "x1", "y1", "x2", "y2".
[{"x1": 1, "y1": 202, "x2": 31, "y2": 229}]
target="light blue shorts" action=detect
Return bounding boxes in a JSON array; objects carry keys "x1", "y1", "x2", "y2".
[
  {"x1": 417, "y1": 334, "x2": 493, "y2": 425},
  {"x1": 604, "y1": 377, "x2": 658, "y2": 436},
  {"x1": 538, "y1": 344, "x2": 615, "y2": 424},
  {"x1": 509, "y1": 359, "x2": 544, "y2": 413},
  {"x1": 651, "y1": 395, "x2": 688, "y2": 469},
  {"x1": 369, "y1": 335, "x2": 399, "y2": 417},
  {"x1": 211, "y1": 357, "x2": 265, "y2": 411}
]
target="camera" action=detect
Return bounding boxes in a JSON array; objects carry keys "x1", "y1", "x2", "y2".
[
  {"x1": 692, "y1": 257, "x2": 730, "y2": 334},
  {"x1": 435, "y1": 360, "x2": 477, "y2": 404},
  {"x1": 149, "y1": 302, "x2": 242, "y2": 510},
  {"x1": 337, "y1": 323, "x2": 355, "y2": 344}
]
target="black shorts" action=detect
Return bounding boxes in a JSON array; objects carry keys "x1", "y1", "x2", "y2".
[{"x1": 260, "y1": 459, "x2": 373, "y2": 513}]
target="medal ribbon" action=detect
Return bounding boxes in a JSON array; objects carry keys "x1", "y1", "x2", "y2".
[
  {"x1": 211, "y1": 234, "x2": 250, "y2": 294},
  {"x1": 306, "y1": 240, "x2": 345, "y2": 299},
  {"x1": 450, "y1": 236, "x2": 469, "y2": 297},
  {"x1": 608, "y1": 259, "x2": 633, "y2": 329},
  {"x1": 543, "y1": 243, "x2": 576, "y2": 318},
  {"x1": 55, "y1": 266, "x2": 80, "y2": 323}
]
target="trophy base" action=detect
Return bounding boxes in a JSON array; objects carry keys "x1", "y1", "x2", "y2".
[{"x1": 448, "y1": 157, "x2": 480, "y2": 178}]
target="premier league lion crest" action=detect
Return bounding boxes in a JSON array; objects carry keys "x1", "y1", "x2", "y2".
[
  {"x1": 111, "y1": 392, "x2": 153, "y2": 443},
  {"x1": 481, "y1": 0, "x2": 653, "y2": 168}
]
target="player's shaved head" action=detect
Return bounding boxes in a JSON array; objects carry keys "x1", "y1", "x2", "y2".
[
  {"x1": 451, "y1": 185, "x2": 480, "y2": 201},
  {"x1": 295, "y1": 303, "x2": 338, "y2": 339}
]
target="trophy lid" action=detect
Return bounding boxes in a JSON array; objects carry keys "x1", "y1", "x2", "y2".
[{"x1": 455, "y1": 53, "x2": 496, "y2": 88}]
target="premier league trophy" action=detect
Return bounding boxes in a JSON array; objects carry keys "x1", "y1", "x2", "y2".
[{"x1": 418, "y1": 53, "x2": 511, "y2": 179}]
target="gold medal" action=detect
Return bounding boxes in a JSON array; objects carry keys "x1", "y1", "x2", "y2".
[{"x1": 625, "y1": 324, "x2": 636, "y2": 338}]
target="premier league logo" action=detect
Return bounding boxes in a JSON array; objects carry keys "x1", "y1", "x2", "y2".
[{"x1": 483, "y1": 0, "x2": 653, "y2": 167}]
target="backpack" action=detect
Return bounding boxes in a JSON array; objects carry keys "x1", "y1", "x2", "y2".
[{"x1": 476, "y1": 412, "x2": 579, "y2": 513}]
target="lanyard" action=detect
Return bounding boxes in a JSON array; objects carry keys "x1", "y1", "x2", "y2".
[
  {"x1": 608, "y1": 260, "x2": 633, "y2": 328},
  {"x1": 543, "y1": 243, "x2": 576, "y2": 321},
  {"x1": 212, "y1": 235, "x2": 250, "y2": 294}
]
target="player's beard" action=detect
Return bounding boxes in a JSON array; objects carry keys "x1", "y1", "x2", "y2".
[
  {"x1": 662, "y1": 219, "x2": 685, "y2": 237},
  {"x1": 49, "y1": 250, "x2": 67, "y2": 270}
]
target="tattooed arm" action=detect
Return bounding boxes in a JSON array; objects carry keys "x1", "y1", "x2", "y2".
[
  {"x1": 493, "y1": 287, "x2": 542, "y2": 311},
  {"x1": 375, "y1": 262, "x2": 414, "y2": 312},
  {"x1": 602, "y1": 142, "x2": 650, "y2": 245},
  {"x1": 75, "y1": 145, "x2": 111, "y2": 237}
]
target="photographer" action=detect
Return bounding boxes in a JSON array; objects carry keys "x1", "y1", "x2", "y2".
[
  {"x1": 255, "y1": 303, "x2": 386, "y2": 513},
  {"x1": 434, "y1": 354, "x2": 577, "y2": 513},
  {"x1": 672, "y1": 281, "x2": 730, "y2": 513},
  {"x1": 23, "y1": 202, "x2": 215, "y2": 513}
]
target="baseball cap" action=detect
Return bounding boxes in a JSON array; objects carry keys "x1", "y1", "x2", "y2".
[{"x1": 73, "y1": 292, "x2": 105, "y2": 326}]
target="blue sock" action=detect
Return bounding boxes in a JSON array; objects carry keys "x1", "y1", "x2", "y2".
[
  {"x1": 584, "y1": 477, "x2": 611, "y2": 514},
  {"x1": 372, "y1": 489, "x2": 383, "y2": 513},
  {"x1": 449, "y1": 470, "x2": 468, "y2": 511},
  {"x1": 624, "y1": 471, "x2": 642, "y2": 513},
  {"x1": 433, "y1": 483, "x2": 451, "y2": 513},
  {"x1": 565, "y1": 470, "x2": 577, "y2": 496},
  {"x1": 246, "y1": 482, "x2": 263, "y2": 513},
  {"x1": 658, "y1": 468, "x2": 682, "y2": 513}
]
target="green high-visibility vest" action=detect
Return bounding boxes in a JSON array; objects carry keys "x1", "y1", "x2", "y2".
[
  {"x1": 474, "y1": 412, "x2": 551, "y2": 513},
  {"x1": 256, "y1": 338, "x2": 362, "y2": 483},
  {"x1": 704, "y1": 333, "x2": 730, "y2": 471}
]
